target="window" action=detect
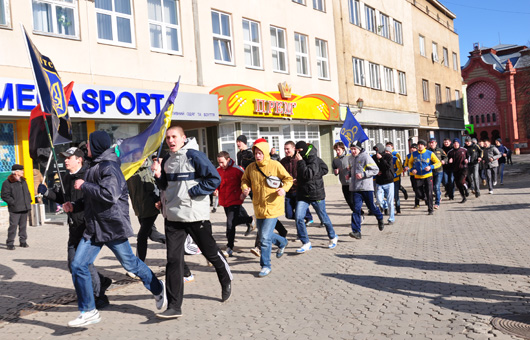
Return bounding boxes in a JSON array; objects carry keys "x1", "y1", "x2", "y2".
[
  {"x1": 379, "y1": 13, "x2": 390, "y2": 39},
  {"x1": 95, "y1": 0, "x2": 134, "y2": 46},
  {"x1": 369, "y1": 62, "x2": 381, "y2": 90},
  {"x1": 270, "y1": 26, "x2": 287, "y2": 73},
  {"x1": 315, "y1": 38, "x2": 329, "y2": 79},
  {"x1": 148, "y1": 0, "x2": 181, "y2": 53},
  {"x1": 445, "y1": 87, "x2": 451, "y2": 104},
  {"x1": 455, "y1": 90, "x2": 461, "y2": 108},
  {"x1": 481, "y1": 115, "x2": 485, "y2": 123},
  {"x1": 419, "y1": 35, "x2": 425, "y2": 56},
  {"x1": 212, "y1": 10, "x2": 233, "y2": 64},
  {"x1": 0, "y1": 0, "x2": 9, "y2": 27},
  {"x1": 452, "y1": 52, "x2": 458, "y2": 70},
  {"x1": 476, "y1": 115, "x2": 479, "y2": 124},
  {"x1": 295, "y1": 33, "x2": 310, "y2": 76},
  {"x1": 352, "y1": 57, "x2": 365, "y2": 86},
  {"x1": 384, "y1": 67, "x2": 394, "y2": 92},
  {"x1": 443, "y1": 47, "x2": 449, "y2": 67},
  {"x1": 348, "y1": 0, "x2": 360, "y2": 26},
  {"x1": 487, "y1": 114, "x2": 491, "y2": 123},
  {"x1": 393, "y1": 20, "x2": 402, "y2": 44},
  {"x1": 492, "y1": 113, "x2": 496, "y2": 122},
  {"x1": 32, "y1": 0, "x2": 79, "y2": 37},
  {"x1": 313, "y1": 0, "x2": 324, "y2": 11},
  {"x1": 365, "y1": 6, "x2": 376, "y2": 33},
  {"x1": 469, "y1": 115, "x2": 474, "y2": 124},
  {"x1": 432, "y1": 42, "x2": 438, "y2": 62},
  {"x1": 422, "y1": 79, "x2": 429, "y2": 101},
  {"x1": 242, "y1": 19, "x2": 262, "y2": 69},
  {"x1": 435, "y1": 84, "x2": 441, "y2": 104},
  {"x1": 292, "y1": 0, "x2": 305, "y2": 4},
  {"x1": 398, "y1": 71, "x2": 406, "y2": 95}
]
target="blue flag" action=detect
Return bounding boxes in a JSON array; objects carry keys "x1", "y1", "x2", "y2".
[
  {"x1": 21, "y1": 25, "x2": 71, "y2": 145},
  {"x1": 117, "y1": 81, "x2": 180, "y2": 180},
  {"x1": 340, "y1": 107, "x2": 368, "y2": 147}
]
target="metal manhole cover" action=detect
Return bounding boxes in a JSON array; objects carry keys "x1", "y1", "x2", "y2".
[{"x1": 491, "y1": 314, "x2": 530, "y2": 339}]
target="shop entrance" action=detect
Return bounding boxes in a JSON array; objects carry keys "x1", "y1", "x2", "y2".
[{"x1": 259, "y1": 126, "x2": 284, "y2": 159}]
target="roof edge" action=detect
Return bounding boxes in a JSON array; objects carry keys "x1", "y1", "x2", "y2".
[{"x1": 427, "y1": 0, "x2": 457, "y2": 19}]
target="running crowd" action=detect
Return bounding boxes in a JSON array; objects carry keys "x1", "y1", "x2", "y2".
[{"x1": 0, "y1": 128, "x2": 512, "y2": 327}]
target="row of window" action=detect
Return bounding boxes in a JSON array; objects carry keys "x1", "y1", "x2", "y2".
[
  {"x1": 292, "y1": 0, "x2": 326, "y2": 12},
  {"x1": 212, "y1": 10, "x2": 330, "y2": 79},
  {"x1": 469, "y1": 113, "x2": 497, "y2": 125},
  {"x1": 421, "y1": 80, "x2": 461, "y2": 108},
  {"x1": 353, "y1": 57, "x2": 407, "y2": 95},
  {"x1": 348, "y1": 0, "x2": 403, "y2": 45},
  {"x1": 419, "y1": 34, "x2": 458, "y2": 70}
]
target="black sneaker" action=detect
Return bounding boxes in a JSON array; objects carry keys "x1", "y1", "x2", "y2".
[
  {"x1": 475, "y1": 192, "x2": 480, "y2": 198},
  {"x1": 428, "y1": 211, "x2": 434, "y2": 215},
  {"x1": 221, "y1": 282, "x2": 231, "y2": 302},
  {"x1": 396, "y1": 206, "x2": 401, "y2": 214},
  {"x1": 377, "y1": 219, "x2": 385, "y2": 231},
  {"x1": 460, "y1": 197, "x2": 467, "y2": 203},
  {"x1": 100, "y1": 277, "x2": 112, "y2": 296},
  {"x1": 156, "y1": 308, "x2": 183, "y2": 319},
  {"x1": 20, "y1": 243, "x2": 29, "y2": 248},
  {"x1": 95, "y1": 295, "x2": 110, "y2": 309},
  {"x1": 384, "y1": 209, "x2": 389, "y2": 216},
  {"x1": 7, "y1": 245, "x2": 15, "y2": 250},
  {"x1": 349, "y1": 232, "x2": 362, "y2": 239},
  {"x1": 465, "y1": 189, "x2": 469, "y2": 197},
  {"x1": 401, "y1": 186, "x2": 408, "y2": 200}
]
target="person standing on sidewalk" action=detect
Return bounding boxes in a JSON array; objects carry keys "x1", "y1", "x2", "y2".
[
  {"x1": 293, "y1": 141, "x2": 338, "y2": 253},
  {"x1": 240, "y1": 138, "x2": 292, "y2": 277},
  {"x1": 427, "y1": 138, "x2": 447, "y2": 209},
  {"x1": 464, "y1": 137, "x2": 482, "y2": 198},
  {"x1": 65, "y1": 131, "x2": 166, "y2": 327},
  {"x1": 152, "y1": 126, "x2": 231, "y2": 318},
  {"x1": 126, "y1": 158, "x2": 166, "y2": 262},
  {"x1": 447, "y1": 139, "x2": 469, "y2": 203},
  {"x1": 39, "y1": 147, "x2": 112, "y2": 309},
  {"x1": 481, "y1": 138, "x2": 501, "y2": 194},
  {"x1": 374, "y1": 146, "x2": 396, "y2": 225},
  {"x1": 215, "y1": 151, "x2": 253, "y2": 256},
  {"x1": 1, "y1": 164, "x2": 31, "y2": 250},
  {"x1": 347, "y1": 142, "x2": 384, "y2": 239},
  {"x1": 405, "y1": 139, "x2": 441, "y2": 215},
  {"x1": 332, "y1": 141, "x2": 354, "y2": 211}
]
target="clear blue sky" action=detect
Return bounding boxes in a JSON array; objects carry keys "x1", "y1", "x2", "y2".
[{"x1": 443, "y1": 0, "x2": 530, "y2": 67}]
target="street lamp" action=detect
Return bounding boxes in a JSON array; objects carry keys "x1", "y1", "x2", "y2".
[
  {"x1": 427, "y1": 110, "x2": 440, "y2": 124},
  {"x1": 351, "y1": 98, "x2": 364, "y2": 115}
]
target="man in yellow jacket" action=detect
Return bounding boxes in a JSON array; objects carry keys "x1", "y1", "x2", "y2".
[{"x1": 241, "y1": 138, "x2": 293, "y2": 277}]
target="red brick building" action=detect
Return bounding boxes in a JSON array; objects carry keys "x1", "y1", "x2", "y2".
[{"x1": 462, "y1": 44, "x2": 530, "y2": 154}]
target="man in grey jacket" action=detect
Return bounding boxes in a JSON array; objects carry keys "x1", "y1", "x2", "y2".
[
  {"x1": 347, "y1": 142, "x2": 385, "y2": 239},
  {"x1": 481, "y1": 138, "x2": 501, "y2": 194}
]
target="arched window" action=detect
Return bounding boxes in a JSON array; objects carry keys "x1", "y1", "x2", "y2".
[
  {"x1": 487, "y1": 114, "x2": 491, "y2": 123},
  {"x1": 476, "y1": 115, "x2": 480, "y2": 124},
  {"x1": 492, "y1": 113, "x2": 497, "y2": 122},
  {"x1": 481, "y1": 115, "x2": 485, "y2": 123},
  {"x1": 469, "y1": 115, "x2": 474, "y2": 124}
]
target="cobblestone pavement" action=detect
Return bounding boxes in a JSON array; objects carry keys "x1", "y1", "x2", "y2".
[{"x1": 1, "y1": 156, "x2": 529, "y2": 339}]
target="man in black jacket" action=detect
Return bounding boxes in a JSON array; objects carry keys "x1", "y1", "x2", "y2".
[
  {"x1": 39, "y1": 147, "x2": 111, "y2": 309},
  {"x1": 447, "y1": 138, "x2": 469, "y2": 203},
  {"x1": 428, "y1": 138, "x2": 448, "y2": 209},
  {"x1": 1, "y1": 164, "x2": 31, "y2": 250},
  {"x1": 64, "y1": 131, "x2": 165, "y2": 327},
  {"x1": 464, "y1": 137, "x2": 482, "y2": 198},
  {"x1": 441, "y1": 138, "x2": 454, "y2": 199},
  {"x1": 293, "y1": 141, "x2": 338, "y2": 254},
  {"x1": 374, "y1": 147, "x2": 395, "y2": 226},
  {"x1": 236, "y1": 135, "x2": 254, "y2": 168}
]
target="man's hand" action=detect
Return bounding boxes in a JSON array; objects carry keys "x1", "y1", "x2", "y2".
[
  {"x1": 355, "y1": 173, "x2": 363, "y2": 180},
  {"x1": 441, "y1": 160, "x2": 446, "y2": 165},
  {"x1": 151, "y1": 159, "x2": 162, "y2": 178},
  {"x1": 74, "y1": 179, "x2": 84, "y2": 190},
  {"x1": 449, "y1": 158, "x2": 453, "y2": 164},
  {"x1": 503, "y1": 153, "x2": 507, "y2": 157},
  {"x1": 155, "y1": 201, "x2": 162, "y2": 210},
  {"x1": 489, "y1": 157, "x2": 494, "y2": 162},
  {"x1": 334, "y1": 168, "x2": 339, "y2": 175},
  {"x1": 425, "y1": 166, "x2": 431, "y2": 172},
  {"x1": 478, "y1": 157, "x2": 482, "y2": 162},
  {"x1": 376, "y1": 153, "x2": 382, "y2": 159},
  {"x1": 63, "y1": 202, "x2": 73, "y2": 213},
  {"x1": 411, "y1": 169, "x2": 417, "y2": 175},
  {"x1": 464, "y1": 159, "x2": 468, "y2": 164},
  {"x1": 213, "y1": 189, "x2": 219, "y2": 197},
  {"x1": 295, "y1": 153, "x2": 302, "y2": 161},
  {"x1": 404, "y1": 167, "x2": 409, "y2": 172},
  {"x1": 276, "y1": 188, "x2": 286, "y2": 196}
]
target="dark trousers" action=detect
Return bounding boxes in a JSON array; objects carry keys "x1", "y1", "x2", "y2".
[
  {"x1": 410, "y1": 176, "x2": 420, "y2": 206},
  {"x1": 351, "y1": 191, "x2": 383, "y2": 233},
  {"x1": 485, "y1": 167, "x2": 498, "y2": 191},
  {"x1": 392, "y1": 179, "x2": 401, "y2": 210},
  {"x1": 453, "y1": 169, "x2": 468, "y2": 198},
  {"x1": 341, "y1": 185, "x2": 355, "y2": 211},
  {"x1": 165, "y1": 220, "x2": 232, "y2": 311},
  {"x1": 285, "y1": 192, "x2": 313, "y2": 220},
  {"x1": 415, "y1": 177, "x2": 434, "y2": 212},
  {"x1": 137, "y1": 215, "x2": 159, "y2": 262},
  {"x1": 7, "y1": 211, "x2": 28, "y2": 246},
  {"x1": 224, "y1": 205, "x2": 252, "y2": 249},
  {"x1": 468, "y1": 164, "x2": 481, "y2": 194}
]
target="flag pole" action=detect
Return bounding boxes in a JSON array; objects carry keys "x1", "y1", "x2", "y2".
[{"x1": 156, "y1": 76, "x2": 180, "y2": 161}]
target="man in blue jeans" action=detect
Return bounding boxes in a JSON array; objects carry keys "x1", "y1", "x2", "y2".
[
  {"x1": 347, "y1": 142, "x2": 385, "y2": 239},
  {"x1": 427, "y1": 138, "x2": 447, "y2": 209},
  {"x1": 293, "y1": 141, "x2": 338, "y2": 253},
  {"x1": 65, "y1": 131, "x2": 165, "y2": 327}
]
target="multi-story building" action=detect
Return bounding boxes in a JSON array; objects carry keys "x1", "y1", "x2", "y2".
[
  {"x1": 462, "y1": 43, "x2": 530, "y2": 154},
  {"x1": 0, "y1": 0, "x2": 341, "y2": 205},
  {"x1": 332, "y1": 0, "x2": 464, "y2": 157}
]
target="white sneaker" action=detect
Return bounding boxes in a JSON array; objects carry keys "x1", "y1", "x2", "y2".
[
  {"x1": 328, "y1": 237, "x2": 338, "y2": 249},
  {"x1": 68, "y1": 309, "x2": 101, "y2": 327},
  {"x1": 126, "y1": 271, "x2": 140, "y2": 280},
  {"x1": 489, "y1": 190, "x2": 493, "y2": 194},
  {"x1": 184, "y1": 274, "x2": 195, "y2": 283},
  {"x1": 154, "y1": 280, "x2": 167, "y2": 310},
  {"x1": 296, "y1": 242, "x2": 312, "y2": 254},
  {"x1": 493, "y1": 181, "x2": 497, "y2": 186}
]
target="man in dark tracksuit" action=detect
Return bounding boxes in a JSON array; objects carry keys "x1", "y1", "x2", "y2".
[
  {"x1": 1, "y1": 164, "x2": 31, "y2": 250},
  {"x1": 427, "y1": 138, "x2": 447, "y2": 209},
  {"x1": 441, "y1": 138, "x2": 454, "y2": 199},
  {"x1": 447, "y1": 138, "x2": 469, "y2": 203},
  {"x1": 464, "y1": 137, "x2": 482, "y2": 198},
  {"x1": 39, "y1": 147, "x2": 111, "y2": 309}
]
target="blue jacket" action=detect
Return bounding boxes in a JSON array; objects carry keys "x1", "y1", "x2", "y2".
[
  {"x1": 80, "y1": 148, "x2": 134, "y2": 243},
  {"x1": 156, "y1": 137, "x2": 221, "y2": 222},
  {"x1": 405, "y1": 149, "x2": 441, "y2": 179}
]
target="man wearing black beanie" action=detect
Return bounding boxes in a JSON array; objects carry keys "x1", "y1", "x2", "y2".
[{"x1": 63, "y1": 130, "x2": 166, "y2": 327}]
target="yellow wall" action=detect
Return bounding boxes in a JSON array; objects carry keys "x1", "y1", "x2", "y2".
[{"x1": 16, "y1": 119, "x2": 35, "y2": 204}]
